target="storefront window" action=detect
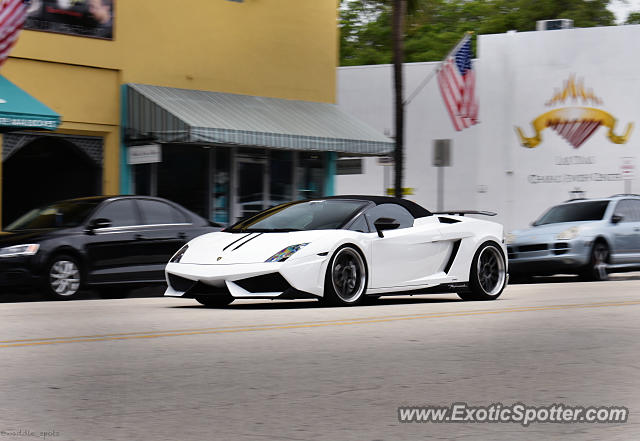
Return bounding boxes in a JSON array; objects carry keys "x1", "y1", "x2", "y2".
[
  {"x1": 269, "y1": 150, "x2": 293, "y2": 207},
  {"x1": 212, "y1": 148, "x2": 231, "y2": 225},
  {"x1": 236, "y1": 148, "x2": 266, "y2": 220},
  {"x1": 157, "y1": 145, "x2": 208, "y2": 219},
  {"x1": 133, "y1": 164, "x2": 153, "y2": 196},
  {"x1": 133, "y1": 146, "x2": 326, "y2": 225},
  {"x1": 297, "y1": 152, "x2": 325, "y2": 200}
]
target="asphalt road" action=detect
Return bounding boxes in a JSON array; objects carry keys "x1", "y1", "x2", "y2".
[{"x1": 2, "y1": 276, "x2": 640, "y2": 441}]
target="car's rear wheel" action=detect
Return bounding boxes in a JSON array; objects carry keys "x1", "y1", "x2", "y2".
[
  {"x1": 581, "y1": 241, "x2": 609, "y2": 281},
  {"x1": 44, "y1": 255, "x2": 83, "y2": 300},
  {"x1": 458, "y1": 242, "x2": 507, "y2": 301},
  {"x1": 321, "y1": 245, "x2": 368, "y2": 306},
  {"x1": 195, "y1": 294, "x2": 234, "y2": 307}
]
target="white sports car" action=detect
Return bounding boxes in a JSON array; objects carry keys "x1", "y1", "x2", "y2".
[{"x1": 164, "y1": 196, "x2": 508, "y2": 306}]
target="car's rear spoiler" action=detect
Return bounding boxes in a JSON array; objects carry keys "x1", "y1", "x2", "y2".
[{"x1": 432, "y1": 210, "x2": 497, "y2": 217}]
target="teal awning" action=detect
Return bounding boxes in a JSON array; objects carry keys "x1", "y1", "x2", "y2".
[{"x1": 0, "y1": 75, "x2": 60, "y2": 132}]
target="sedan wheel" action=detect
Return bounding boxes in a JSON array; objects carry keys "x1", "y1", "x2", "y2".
[
  {"x1": 458, "y1": 243, "x2": 507, "y2": 301},
  {"x1": 322, "y1": 246, "x2": 367, "y2": 306},
  {"x1": 46, "y1": 256, "x2": 82, "y2": 300}
]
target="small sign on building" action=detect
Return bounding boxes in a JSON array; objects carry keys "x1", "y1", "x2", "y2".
[
  {"x1": 377, "y1": 156, "x2": 394, "y2": 166},
  {"x1": 128, "y1": 144, "x2": 162, "y2": 165},
  {"x1": 621, "y1": 156, "x2": 635, "y2": 180},
  {"x1": 433, "y1": 139, "x2": 451, "y2": 167}
]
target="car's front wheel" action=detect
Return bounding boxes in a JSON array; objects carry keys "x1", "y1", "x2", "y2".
[
  {"x1": 581, "y1": 241, "x2": 609, "y2": 281},
  {"x1": 321, "y1": 245, "x2": 368, "y2": 306},
  {"x1": 195, "y1": 294, "x2": 234, "y2": 307},
  {"x1": 44, "y1": 255, "x2": 83, "y2": 300},
  {"x1": 97, "y1": 288, "x2": 130, "y2": 299},
  {"x1": 458, "y1": 242, "x2": 507, "y2": 301}
]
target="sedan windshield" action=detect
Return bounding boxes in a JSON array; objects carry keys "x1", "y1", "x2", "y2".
[
  {"x1": 226, "y1": 200, "x2": 370, "y2": 232},
  {"x1": 534, "y1": 201, "x2": 610, "y2": 226},
  {"x1": 5, "y1": 200, "x2": 102, "y2": 231}
]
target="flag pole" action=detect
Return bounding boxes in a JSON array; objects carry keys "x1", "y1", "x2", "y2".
[{"x1": 404, "y1": 31, "x2": 473, "y2": 107}]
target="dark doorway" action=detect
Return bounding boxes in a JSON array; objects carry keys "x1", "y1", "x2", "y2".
[{"x1": 2, "y1": 136, "x2": 102, "y2": 226}]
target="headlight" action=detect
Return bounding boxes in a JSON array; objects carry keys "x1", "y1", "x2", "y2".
[
  {"x1": 0, "y1": 244, "x2": 40, "y2": 258},
  {"x1": 556, "y1": 227, "x2": 580, "y2": 241},
  {"x1": 170, "y1": 244, "x2": 188, "y2": 263},
  {"x1": 504, "y1": 233, "x2": 517, "y2": 244},
  {"x1": 265, "y1": 243, "x2": 309, "y2": 262}
]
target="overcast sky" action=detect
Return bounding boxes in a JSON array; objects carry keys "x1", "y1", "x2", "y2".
[{"x1": 608, "y1": 0, "x2": 640, "y2": 23}]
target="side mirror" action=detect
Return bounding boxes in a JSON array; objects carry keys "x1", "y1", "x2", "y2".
[
  {"x1": 374, "y1": 217, "x2": 400, "y2": 238},
  {"x1": 611, "y1": 214, "x2": 624, "y2": 224},
  {"x1": 87, "y1": 218, "x2": 112, "y2": 233}
]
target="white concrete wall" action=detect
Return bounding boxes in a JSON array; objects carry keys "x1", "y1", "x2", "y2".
[
  {"x1": 337, "y1": 25, "x2": 640, "y2": 232},
  {"x1": 337, "y1": 62, "x2": 480, "y2": 215}
]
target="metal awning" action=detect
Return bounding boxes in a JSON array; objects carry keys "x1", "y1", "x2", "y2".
[
  {"x1": 0, "y1": 75, "x2": 60, "y2": 132},
  {"x1": 125, "y1": 83, "x2": 393, "y2": 155}
]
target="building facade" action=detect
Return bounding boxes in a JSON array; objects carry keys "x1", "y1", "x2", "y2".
[
  {"x1": 337, "y1": 25, "x2": 640, "y2": 232},
  {"x1": 1, "y1": 0, "x2": 391, "y2": 227}
]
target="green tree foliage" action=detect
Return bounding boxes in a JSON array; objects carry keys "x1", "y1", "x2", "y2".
[
  {"x1": 340, "y1": 0, "x2": 616, "y2": 66},
  {"x1": 626, "y1": 11, "x2": 640, "y2": 24}
]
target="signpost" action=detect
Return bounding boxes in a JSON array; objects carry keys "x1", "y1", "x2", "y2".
[{"x1": 433, "y1": 139, "x2": 451, "y2": 210}]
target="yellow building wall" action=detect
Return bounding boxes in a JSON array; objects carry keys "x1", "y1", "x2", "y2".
[
  {"x1": 11, "y1": 0, "x2": 338, "y2": 103},
  {"x1": 117, "y1": 0, "x2": 338, "y2": 102},
  {"x1": 1, "y1": 58, "x2": 121, "y2": 195},
  {"x1": 2, "y1": 0, "x2": 338, "y2": 225}
]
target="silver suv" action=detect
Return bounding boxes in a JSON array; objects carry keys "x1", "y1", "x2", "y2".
[{"x1": 506, "y1": 195, "x2": 640, "y2": 281}]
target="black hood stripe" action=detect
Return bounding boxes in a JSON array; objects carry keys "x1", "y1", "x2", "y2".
[
  {"x1": 222, "y1": 233, "x2": 252, "y2": 251},
  {"x1": 232, "y1": 233, "x2": 263, "y2": 251}
]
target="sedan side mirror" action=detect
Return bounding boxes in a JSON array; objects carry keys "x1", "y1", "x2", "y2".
[
  {"x1": 611, "y1": 214, "x2": 624, "y2": 224},
  {"x1": 87, "y1": 218, "x2": 112, "y2": 233},
  {"x1": 374, "y1": 217, "x2": 400, "y2": 238}
]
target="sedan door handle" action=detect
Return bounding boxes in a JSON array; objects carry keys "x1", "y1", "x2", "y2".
[
  {"x1": 178, "y1": 232, "x2": 187, "y2": 240},
  {"x1": 134, "y1": 234, "x2": 145, "y2": 240}
]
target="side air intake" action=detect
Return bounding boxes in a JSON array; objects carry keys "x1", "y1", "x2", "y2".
[{"x1": 444, "y1": 240, "x2": 462, "y2": 274}]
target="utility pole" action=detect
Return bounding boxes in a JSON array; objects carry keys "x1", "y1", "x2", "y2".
[{"x1": 392, "y1": 0, "x2": 406, "y2": 198}]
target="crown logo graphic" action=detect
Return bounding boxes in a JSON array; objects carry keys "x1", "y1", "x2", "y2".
[
  {"x1": 545, "y1": 76, "x2": 602, "y2": 107},
  {"x1": 516, "y1": 75, "x2": 632, "y2": 149}
]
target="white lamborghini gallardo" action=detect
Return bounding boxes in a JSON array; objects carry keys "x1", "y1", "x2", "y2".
[{"x1": 164, "y1": 196, "x2": 508, "y2": 306}]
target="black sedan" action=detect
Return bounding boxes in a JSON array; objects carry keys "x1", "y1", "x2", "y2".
[{"x1": 0, "y1": 196, "x2": 219, "y2": 299}]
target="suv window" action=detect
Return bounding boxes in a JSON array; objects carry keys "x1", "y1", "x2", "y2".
[
  {"x1": 365, "y1": 203, "x2": 414, "y2": 229},
  {"x1": 614, "y1": 199, "x2": 640, "y2": 222},
  {"x1": 94, "y1": 200, "x2": 140, "y2": 227},
  {"x1": 137, "y1": 199, "x2": 187, "y2": 225},
  {"x1": 534, "y1": 200, "x2": 610, "y2": 225}
]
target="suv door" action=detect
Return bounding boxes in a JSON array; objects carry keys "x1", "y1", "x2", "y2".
[
  {"x1": 132, "y1": 198, "x2": 193, "y2": 281},
  {"x1": 610, "y1": 199, "x2": 640, "y2": 263},
  {"x1": 84, "y1": 199, "x2": 146, "y2": 284}
]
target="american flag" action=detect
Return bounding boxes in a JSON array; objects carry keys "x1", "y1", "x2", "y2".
[
  {"x1": 0, "y1": 0, "x2": 28, "y2": 69},
  {"x1": 437, "y1": 34, "x2": 478, "y2": 131}
]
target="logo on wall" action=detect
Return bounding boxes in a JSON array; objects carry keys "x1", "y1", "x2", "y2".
[{"x1": 515, "y1": 76, "x2": 633, "y2": 149}]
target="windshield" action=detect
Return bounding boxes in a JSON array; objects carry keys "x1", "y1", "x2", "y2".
[
  {"x1": 5, "y1": 200, "x2": 102, "y2": 231},
  {"x1": 534, "y1": 201, "x2": 610, "y2": 226},
  {"x1": 226, "y1": 200, "x2": 370, "y2": 232}
]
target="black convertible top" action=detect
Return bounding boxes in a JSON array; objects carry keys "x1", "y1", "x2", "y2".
[{"x1": 321, "y1": 195, "x2": 432, "y2": 219}]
